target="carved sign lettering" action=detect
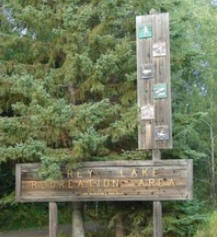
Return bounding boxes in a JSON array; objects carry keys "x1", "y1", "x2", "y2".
[{"x1": 16, "y1": 160, "x2": 193, "y2": 202}]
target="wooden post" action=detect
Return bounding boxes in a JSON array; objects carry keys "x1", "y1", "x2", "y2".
[
  {"x1": 49, "y1": 202, "x2": 58, "y2": 237},
  {"x1": 136, "y1": 13, "x2": 173, "y2": 150},
  {"x1": 137, "y1": 11, "x2": 172, "y2": 237},
  {"x1": 72, "y1": 202, "x2": 85, "y2": 237},
  {"x1": 153, "y1": 201, "x2": 162, "y2": 237},
  {"x1": 152, "y1": 150, "x2": 162, "y2": 237}
]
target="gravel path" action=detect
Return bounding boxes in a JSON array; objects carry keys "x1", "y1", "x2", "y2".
[
  {"x1": 0, "y1": 222, "x2": 106, "y2": 237},
  {"x1": 0, "y1": 225, "x2": 71, "y2": 237}
]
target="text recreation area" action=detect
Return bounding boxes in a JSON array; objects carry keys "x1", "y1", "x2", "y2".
[{"x1": 16, "y1": 160, "x2": 192, "y2": 202}]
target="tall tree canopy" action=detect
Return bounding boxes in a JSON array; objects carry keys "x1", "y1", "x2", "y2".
[{"x1": 0, "y1": 0, "x2": 217, "y2": 236}]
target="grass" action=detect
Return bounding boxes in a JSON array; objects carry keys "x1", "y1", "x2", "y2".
[
  {"x1": 194, "y1": 211, "x2": 217, "y2": 237},
  {"x1": 0, "y1": 203, "x2": 72, "y2": 231}
]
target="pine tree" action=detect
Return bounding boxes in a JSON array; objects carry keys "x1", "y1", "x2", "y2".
[{"x1": 0, "y1": 0, "x2": 216, "y2": 235}]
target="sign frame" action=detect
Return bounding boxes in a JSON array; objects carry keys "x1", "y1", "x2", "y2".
[{"x1": 16, "y1": 160, "x2": 193, "y2": 203}]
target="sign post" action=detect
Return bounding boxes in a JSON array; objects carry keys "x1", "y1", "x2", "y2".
[
  {"x1": 136, "y1": 12, "x2": 172, "y2": 150},
  {"x1": 16, "y1": 161, "x2": 192, "y2": 202},
  {"x1": 15, "y1": 12, "x2": 193, "y2": 237},
  {"x1": 153, "y1": 150, "x2": 162, "y2": 237},
  {"x1": 16, "y1": 161, "x2": 192, "y2": 236},
  {"x1": 49, "y1": 202, "x2": 58, "y2": 237},
  {"x1": 136, "y1": 12, "x2": 184, "y2": 237}
]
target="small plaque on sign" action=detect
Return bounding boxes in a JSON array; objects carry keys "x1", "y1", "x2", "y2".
[
  {"x1": 141, "y1": 64, "x2": 153, "y2": 79},
  {"x1": 155, "y1": 125, "x2": 170, "y2": 141},
  {"x1": 153, "y1": 42, "x2": 166, "y2": 56},
  {"x1": 138, "y1": 25, "x2": 152, "y2": 39},
  {"x1": 153, "y1": 83, "x2": 168, "y2": 99},
  {"x1": 141, "y1": 105, "x2": 155, "y2": 120}
]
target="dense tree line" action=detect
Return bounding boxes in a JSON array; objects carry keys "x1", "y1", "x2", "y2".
[{"x1": 0, "y1": 0, "x2": 217, "y2": 236}]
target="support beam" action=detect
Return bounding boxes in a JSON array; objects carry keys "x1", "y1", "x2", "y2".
[
  {"x1": 49, "y1": 202, "x2": 58, "y2": 237},
  {"x1": 152, "y1": 149, "x2": 161, "y2": 161},
  {"x1": 72, "y1": 202, "x2": 85, "y2": 237},
  {"x1": 153, "y1": 201, "x2": 162, "y2": 237},
  {"x1": 152, "y1": 149, "x2": 162, "y2": 237}
]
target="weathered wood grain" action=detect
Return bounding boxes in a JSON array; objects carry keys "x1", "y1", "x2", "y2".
[
  {"x1": 153, "y1": 201, "x2": 162, "y2": 237},
  {"x1": 152, "y1": 150, "x2": 163, "y2": 237},
  {"x1": 49, "y1": 202, "x2": 58, "y2": 237},
  {"x1": 16, "y1": 160, "x2": 193, "y2": 202},
  {"x1": 137, "y1": 13, "x2": 172, "y2": 149},
  {"x1": 15, "y1": 164, "x2": 21, "y2": 202}
]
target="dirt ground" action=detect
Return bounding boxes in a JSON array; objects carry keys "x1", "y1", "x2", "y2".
[
  {"x1": 0, "y1": 222, "x2": 106, "y2": 237},
  {"x1": 0, "y1": 225, "x2": 71, "y2": 237}
]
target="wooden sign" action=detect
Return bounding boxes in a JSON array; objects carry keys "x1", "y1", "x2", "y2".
[
  {"x1": 153, "y1": 83, "x2": 168, "y2": 99},
  {"x1": 141, "y1": 104, "x2": 155, "y2": 120},
  {"x1": 140, "y1": 64, "x2": 154, "y2": 79},
  {"x1": 137, "y1": 13, "x2": 172, "y2": 150},
  {"x1": 138, "y1": 24, "x2": 152, "y2": 39},
  {"x1": 155, "y1": 125, "x2": 170, "y2": 141},
  {"x1": 16, "y1": 160, "x2": 193, "y2": 202},
  {"x1": 153, "y1": 42, "x2": 167, "y2": 57}
]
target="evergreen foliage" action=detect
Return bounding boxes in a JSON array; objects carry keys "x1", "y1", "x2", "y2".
[
  {"x1": 0, "y1": 0, "x2": 217, "y2": 236},
  {"x1": 194, "y1": 211, "x2": 217, "y2": 237}
]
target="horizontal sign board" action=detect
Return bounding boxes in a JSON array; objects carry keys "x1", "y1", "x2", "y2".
[{"x1": 16, "y1": 160, "x2": 193, "y2": 202}]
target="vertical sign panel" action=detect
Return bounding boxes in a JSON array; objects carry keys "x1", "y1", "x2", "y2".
[{"x1": 136, "y1": 13, "x2": 172, "y2": 149}]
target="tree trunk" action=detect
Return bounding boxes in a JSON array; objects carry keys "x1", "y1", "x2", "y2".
[
  {"x1": 68, "y1": 83, "x2": 76, "y2": 104},
  {"x1": 68, "y1": 81, "x2": 85, "y2": 236},
  {"x1": 72, "y1": 202, "x2": 85, "y2": 237},
  {"x1": 210, "y1": 125, "x2": 216, "y2": 205},
  {"x1": 69, "y1": 84, "x2": 85, "y2": 236},
  {"x1": 115, "y1": 214, "x2": 125, "y2": 237}
]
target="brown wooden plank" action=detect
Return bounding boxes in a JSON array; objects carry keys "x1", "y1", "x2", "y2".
[
  {"x1": 153, "y1": 201, "x2": 162, "y2": 237},
  {"x1": 187, "y1": 159, "x2": 193, "y2": 199},
  {"x1": 136, "y1": 13, "x2": 172, "y2": 149},
  {"x1": 49, "y1": 202, "x2": 58, "y2": 237},
  {"x1": 16, "y1": 161, "x2": 193, "y2": 202},
  {"x1": 152, "y1": 149, "x2": 162, "y2": 237},
  {"x1": 15, "y1": 164, "x2": 21, "y2": 202},
  {"x1": 19, "y1": 160, "x2": 191, "y2": 168}
]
